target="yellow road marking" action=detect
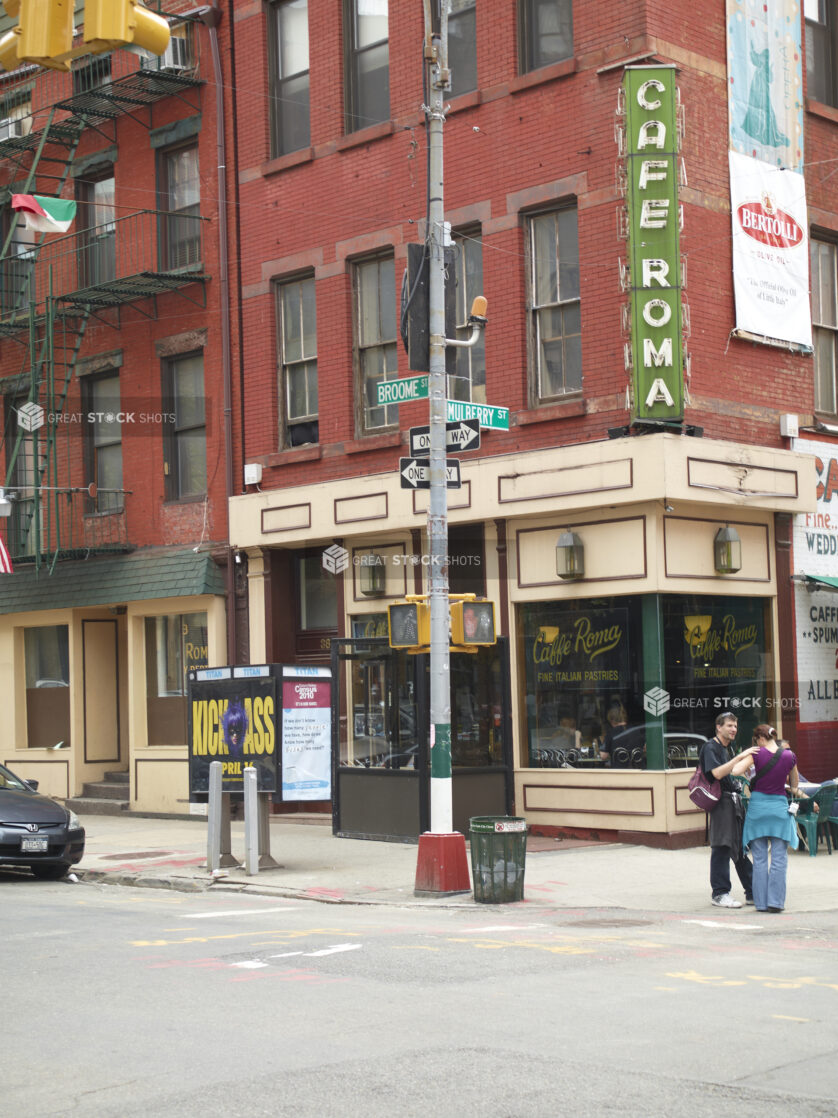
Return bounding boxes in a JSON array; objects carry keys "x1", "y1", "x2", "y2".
[{"x1": 773, "y1": 1015, "x2": 808, "y2": 1022}]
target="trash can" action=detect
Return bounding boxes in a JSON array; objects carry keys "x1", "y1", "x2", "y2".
[{"x1": 469, "y1": 816, "x2": 527, "y2": 903}]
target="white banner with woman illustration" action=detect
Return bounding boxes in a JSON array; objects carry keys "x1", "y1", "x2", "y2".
[{"x1": 726, "y1": 0, "x2": 804, "y2": 171}]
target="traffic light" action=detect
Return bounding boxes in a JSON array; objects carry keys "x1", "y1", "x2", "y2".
[
  {"x1": 84, "y1": 0, "x2": 170, "y2": 56},
  {"x1": 0, "y1": 0, "x2": 74, "y2": 72},
  {"x1": 450, "y1": 599, "x2": 496, "y2": 647},
  {"x1": 387, "y1": 601, "x2": 430, "y2": 650},
  {"x1": 400, "y1": 242, "x2": 457, "y2": 373}
]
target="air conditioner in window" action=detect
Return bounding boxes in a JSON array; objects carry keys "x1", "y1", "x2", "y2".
[
  {"x1": 0, "y1": 117, "x2": 23, "y2": 141},
  {"x1": 159, "y1": 35, "x2": 190, "y2": 72}
]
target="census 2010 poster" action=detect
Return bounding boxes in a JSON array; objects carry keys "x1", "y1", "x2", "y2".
[{"x1": 281, "y1": 668, "x2": 332, "y2": 801}]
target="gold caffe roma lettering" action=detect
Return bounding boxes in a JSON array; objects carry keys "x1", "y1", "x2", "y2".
[
  {"x1": 533, "y1": 616, "x2": 624, "y2": 667},
  {"x1": 684, "y1": 614, "x2": 757, "y2": 661}
]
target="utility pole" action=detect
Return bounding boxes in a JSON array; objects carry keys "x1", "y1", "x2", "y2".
[
  {"x1": 414, "y1": 0, "x2": 471, "y2": 894},
  {"x1": 425, "y1": 2, "x2": 451, "y2": 834}
]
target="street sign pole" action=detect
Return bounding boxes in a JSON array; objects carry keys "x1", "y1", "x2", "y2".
[
  {"x1": 427, "y1": 19, "x2": 450, "y2": 837},
  {"x1": 414, "y1": 2, "x2": 470, "y2": 896}
]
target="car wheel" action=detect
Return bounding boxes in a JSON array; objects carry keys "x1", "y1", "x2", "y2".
[{"x1": 30, "y1": 863, "x2": 70, "y2": 880}]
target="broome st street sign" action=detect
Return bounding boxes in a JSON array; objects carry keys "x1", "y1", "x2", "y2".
[{"x1": 376, "y1": 375, "x2": 429, "y2": 405}]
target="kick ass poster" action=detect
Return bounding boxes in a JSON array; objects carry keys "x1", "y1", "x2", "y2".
[{"x1": 188, "y1": 669, "x2": 278, "y2": 794}]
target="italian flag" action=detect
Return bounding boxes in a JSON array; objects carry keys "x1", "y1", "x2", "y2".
[{"x1": 11, "y1": 194, "x2": 77, "y2": 233}]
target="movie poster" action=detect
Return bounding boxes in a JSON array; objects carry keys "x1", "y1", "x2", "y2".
[{"x1": 188, "y1": 667, "x2": 278, "y2": 794}]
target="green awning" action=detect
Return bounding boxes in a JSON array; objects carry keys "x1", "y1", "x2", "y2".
[
  {"x1": 0, "y1": 547, "x2": 225, "y2": 615},
  {"x1": 804, "y1": 575, "x2": 838, "y2": 592}
]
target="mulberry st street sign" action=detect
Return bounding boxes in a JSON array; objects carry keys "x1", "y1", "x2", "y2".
[{"x1": 623, "y1": 65, "x2": 684, "y2": 422}]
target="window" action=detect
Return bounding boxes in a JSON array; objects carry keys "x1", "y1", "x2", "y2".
[
  {"x1": 146, "y1": 613, "x2": 208, "y2": 698},
  {"x1": 449, "y1": 230, "x2": 486, "y2": 403},
  {"x1": 145, "y1": 612, "x2": 208, "y2": 746},
  {"x1": 345, "y1": 0, "x2": 389, "y2": 133},
  {"x1": 277, "y1": 274, "x2": 318, "y2": 446},
  {"x1": 519, "y1": 0, "x2": 573, "y2": 74},
  {"x1": 25, "y1": 626, "x2": 70, "y2": 689},
  {"x1": 528, "y1": 207, "x2": 581, "y2": 401},
  {"x1": 298, "y1": 552, "x2": 338, "y2": 630},
  {"x1": 5, "y1": 391, "x2": 41, "y2": 557},
  {"x1": 270, "y1": 0, "x2": 310, "y2": 156},
  {"x1": 160, "y1": 144, "x2": 200, "y2": 270},
  {"x1": 0, "y1": 209, "x2": 35, "y2": 317},
  {"x1": 448, "y1": 0, "x2": 477, "y2": 97},
  {"x1": 806, "y1": 0, "x2": 838, "y2": 107},
  {"x1": 77, "y1": 170, "x2": 115, "y2": 287},
  {"x1": 811, "y1": 237, "x2": 838, "y2": 415},
  {"x1": 72, "y1": 54, "x2": 111, "y2": 95},
  {"x1": 355, "y1": 254, "x2": 398, "y2": 431},
  {"x1": 84, "y1": 374, "x2": 123, "y2": 513},
  {"x1": 24, "y1": 625, "x2": 70, "y2": 749},
  {"x1": 164, "y1": 352, "x2": 206, "y2": 498}
]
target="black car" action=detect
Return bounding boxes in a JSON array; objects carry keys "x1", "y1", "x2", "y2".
[{"x1": 0, "y1": 762, "x2": 85, "y2": 879}]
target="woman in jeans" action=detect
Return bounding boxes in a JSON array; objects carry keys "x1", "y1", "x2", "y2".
[{"x1": 735, "y1": 725, "x2": 800, "y2": 912}]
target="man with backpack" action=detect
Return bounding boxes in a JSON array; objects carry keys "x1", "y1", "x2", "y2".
[{"x1": 699, "y1": 711, "x2": 759, "y2": 909}]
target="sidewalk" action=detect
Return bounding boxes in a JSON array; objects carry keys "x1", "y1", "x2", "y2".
[{"x1": 72, "y1": 812, "x2": 837, "y2": 912}]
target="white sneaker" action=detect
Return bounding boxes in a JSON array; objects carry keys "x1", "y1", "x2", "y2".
[{"x1": 712, "y1": 893, "x2": 742, "y2": 908}]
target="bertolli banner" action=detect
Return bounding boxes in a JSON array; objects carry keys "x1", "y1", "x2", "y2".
[{"x1": 729, "y1": 150, "x2": 811, "y2": 348}]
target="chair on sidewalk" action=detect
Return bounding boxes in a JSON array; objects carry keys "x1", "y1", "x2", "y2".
[{"x1": 796, "y1": 783, "x2": 837, "y2": 856}]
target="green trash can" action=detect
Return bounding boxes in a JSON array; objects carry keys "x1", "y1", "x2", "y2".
[{"x1": 469, "y1": 816, "x2": 527, "y2": 903}]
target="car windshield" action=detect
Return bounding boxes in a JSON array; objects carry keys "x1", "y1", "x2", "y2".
[{"x1": 0, "y1": 763, "x2": 30, "y2": 791}]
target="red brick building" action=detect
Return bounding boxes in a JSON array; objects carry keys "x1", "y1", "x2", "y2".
[
  {"x1": 0, "y1": 4, "x2": 241, "y2": 814},
  {"x1": 228, "y1": 1, "x2": 832, "y2": 843}
]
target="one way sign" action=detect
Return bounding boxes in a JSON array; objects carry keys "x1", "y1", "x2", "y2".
[
  {"x1": 399, "y1": 457, "x2": 461, "y2": 489},
  {"x1": 408, "y1": 418, "x2": 480, "y2": 457}
]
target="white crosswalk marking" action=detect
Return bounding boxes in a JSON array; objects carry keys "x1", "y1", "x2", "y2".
[
  {"x1": 306, "y1": 943, "x2": 362, "y2": 957},
  {"x1": 180, "y1": 907, "x2": 300, "y2": 919}
]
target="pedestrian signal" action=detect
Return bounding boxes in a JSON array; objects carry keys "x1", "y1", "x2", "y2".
[
  {"x1": 388, "y1": 601, "x2": 430, "y2": 649},
  {"x1": 450, "y1": 599, "x2": 496, "y2": 646}
]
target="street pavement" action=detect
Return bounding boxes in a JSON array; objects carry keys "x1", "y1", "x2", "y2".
[{"x1": 71, "y1": 810, "x2": 838, "y2": 913}]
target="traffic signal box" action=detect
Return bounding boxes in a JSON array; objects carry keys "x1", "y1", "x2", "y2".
[
  {"x1": 0, "y1": 0, "x2": 170, "y2": 73},
  {"x1": 387, "y1": 597, "x2": 496, "y2": 652}
]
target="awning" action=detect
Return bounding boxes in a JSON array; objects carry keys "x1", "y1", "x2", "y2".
[
  {"x1": 0, "y1": 547, "x2": 225, "y2": 615},
  {"x1": 801, "y1": 574, "x2": 838, "y2": 592}
]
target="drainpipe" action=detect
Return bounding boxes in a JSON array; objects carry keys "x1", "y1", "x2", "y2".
[{"x1": 202, "y1": 1, "x2": 237, "y2": 666}]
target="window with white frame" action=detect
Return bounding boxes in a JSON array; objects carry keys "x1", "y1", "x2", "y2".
[
  {"x1": 806, "y1": 0, "x2": 838, "y2": 107},
  {"x1": 448, "y1": 0, "x2": 477, "y2": 97},
  {"x1": 528, "y1": 206, "x2": 581, "y2": 401},
  {"x1": 84, "y1": 373, "x2": 123, "y2": 514},
  {"x1": 448, "y1": 229, "x2": 486, "y2": 403},
  {"x1": 355, "y1": 254, "x2": 398, "y2": 431},
  {"x1": 519, "y1": 0, "x2": 573, "y2": 74},
  {"x1": 277, "y1": 273, "x2": 318, "y2": 447},
  {"x1": 269, "y1": 0, "x2": 310, "y2": 156},
  {"x1": 163, "y1": 352, "x2": 206, "y2": 499},
  {"x1": 811, "y1": 237, "x2": 838, "y2": 415},
  {"x1": 345, "y1": 0, "x2": 389, "y2": 133}
]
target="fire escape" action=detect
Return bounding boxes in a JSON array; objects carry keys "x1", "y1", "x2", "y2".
[{"x1": 0, "y1": 16, "x2": 207, "y2": 571}]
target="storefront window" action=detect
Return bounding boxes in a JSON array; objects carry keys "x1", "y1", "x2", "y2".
[
  {"x1": 24, "y1": 625, "x2": 70, "y2": 749},
  {"x1": 662, "y1": 594, "x2": 769, "y2": 750},
  {"x1": 520, "y1": 599, "x2": 640, "y2": 768},
  {"x1": 145, "y1": 612, "x2": 208, "y2": 746},
  {"x1": 520, "y1": 594, "x2": 771, "y2": 771},
  {"x1": 298, "y1": 553, "x2": 338, "y2": 631}
]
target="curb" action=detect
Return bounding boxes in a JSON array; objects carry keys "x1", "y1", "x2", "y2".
[{"x1": 73, "y1": 866, "x2": 523, "y2": 909}]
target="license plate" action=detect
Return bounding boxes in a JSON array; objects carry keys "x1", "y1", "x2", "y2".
[{"x1": 20, "y1": 836, "x2": 49, "y2": 853}]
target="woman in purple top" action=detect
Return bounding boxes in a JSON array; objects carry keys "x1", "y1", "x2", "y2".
[{"x1": 735, "y1": 725, "x2": 800, "y2": 912}]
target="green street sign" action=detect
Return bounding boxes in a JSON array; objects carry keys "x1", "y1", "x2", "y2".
[
  {"x1": 446, "y1": 399, "x2": 509, "y2": 430},
  {"x1": 376, "y1": 375, "x2": 429, "y2": 406}
]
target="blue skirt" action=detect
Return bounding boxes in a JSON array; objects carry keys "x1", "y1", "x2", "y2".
[{"x1": 742, "y1": 790, "x2": 800, "y2": 850}]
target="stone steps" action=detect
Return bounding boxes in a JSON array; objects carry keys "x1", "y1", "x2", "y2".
[{"x1": 66, "y1": 769, "x2": 130, "y2": 816}]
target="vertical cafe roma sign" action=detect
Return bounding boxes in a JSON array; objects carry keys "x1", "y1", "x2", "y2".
[{"x1": 622, "y1": 65, "x2": 684, "y2": 423}]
